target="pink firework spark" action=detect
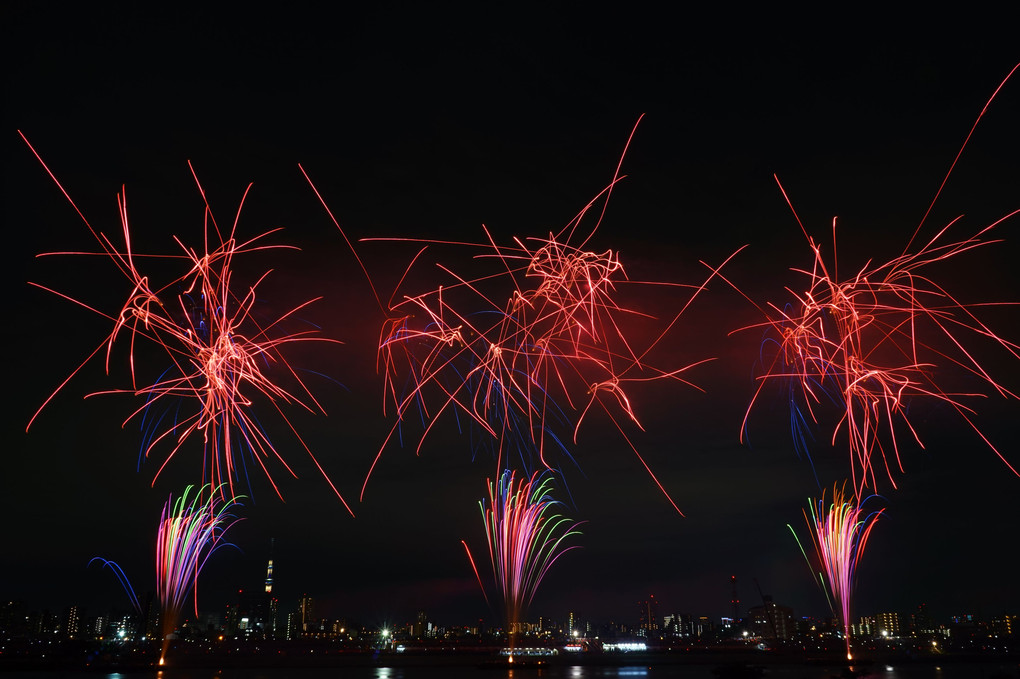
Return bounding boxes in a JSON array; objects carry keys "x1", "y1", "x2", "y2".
[
  {"x1": 156, "y1": 484, "x2": 243, "y2": 665},
  {"x1": 462, "y1": 469, "x2": 582, "y2": 655},
  {"x1": 790, "y1": 483, "x2": 883, "y2": 661}
]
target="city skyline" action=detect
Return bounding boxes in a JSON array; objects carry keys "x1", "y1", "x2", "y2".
[
  {"x1": 4, "y1": 7, "x2": 1019, "y2": 629},
  {"x1": 5, "y1": 581, "x2": 1016, "y2": 642}
]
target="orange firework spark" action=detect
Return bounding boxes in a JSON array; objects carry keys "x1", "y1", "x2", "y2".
[{"x1": 22, "y1": 133, "x2": 352, "y2": 513}]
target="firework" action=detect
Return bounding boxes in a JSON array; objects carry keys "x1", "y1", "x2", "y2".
[
  {"x1": 88, "y1": 557, "x2": 142, "y2": 615},
  {"x1": 309, "y1": 119, "x2": 741, "y2": 512},
  {"x1": 737, "y1": 187, "x2": 1020, "y2": 498},
  {"x1": 156, "y1": 484, "x2": 242, "y2": 665},
  {"x1": 86, "y1": 484, "x2": 241, "y2": 663},
  {"x1": 790, "y1": 483, "x2": 883, "y2": 660},
  {"x1": 462, "y1": 470, "x2": 582, "y2": 659},
  {"x1": 21, "y1": 134, "x2": 351, "y2": 512},
  {"x1": 367, "y1": 232, "x2": 717, "y2": 513},
  {"x1": 736, "y1": 64, "x2": 1020, "y2": 497}
]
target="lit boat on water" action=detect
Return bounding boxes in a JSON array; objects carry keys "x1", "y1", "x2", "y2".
[{"x1": 479, "y1": 646, "x2": 559, "y2": 668}]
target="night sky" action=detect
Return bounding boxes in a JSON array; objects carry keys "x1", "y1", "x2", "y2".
[{"x1": 4, "y1": 5, "x2": 1019, "y2": 630}]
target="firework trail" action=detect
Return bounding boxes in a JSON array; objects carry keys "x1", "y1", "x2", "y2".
[
  {"x1": 368, "y1": 229, "x2": 727, "y2": 514},
  {"x1": 21, "y1": 134, "x2": 352, "y2": 512},
  {"x1": 370, "y1": 205, "x2": 739, "y2": 513},
  {"x1": 88, "y1": 558, "x2": 142, "y2": 615},
  {"x1": 156, "y1": 484, "x2": 242, "y2": 665},
  {"x1": 734, "y1": 64, "x2": 1020, "y2": 498},
  {"x1": 461, "y1": 469, "x2": 582, "y2": 659},
  {"x1": 789, "y1": 483, "x2": 883, "y2": 661},
  {"x1": 303, "y1": 118, "x2": 742, "y2": 513}
]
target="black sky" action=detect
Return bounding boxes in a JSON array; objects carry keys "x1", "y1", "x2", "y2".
[{"x1": 4, "y1": 5, "x2": 1019, "y2": 629}]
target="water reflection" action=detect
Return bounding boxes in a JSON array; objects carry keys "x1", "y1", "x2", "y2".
[
  {"x1": 81, "y1": 660, "x2": 1015, "y2": 679},
  {"x1": 567, "y1": 667, "x2": 648, "y2": 678}
]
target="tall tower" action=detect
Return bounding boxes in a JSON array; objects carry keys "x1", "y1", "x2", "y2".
[
  {"x1": 265, "y1": 538, "x2": 275, "y2": 594},
  {"x1": 263, "y1": 538, "x2": 277, "y2": 638},
  {"x1": 730, "y1": 575, "x2": 740, "y2": 624}
]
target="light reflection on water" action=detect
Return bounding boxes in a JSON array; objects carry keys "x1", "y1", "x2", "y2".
[
  {"x1": 0, "y1": 661, "x2": 1004, "y2": 679},
  {"x1": 375, "y1": 668, "x2": 406, "y2": 679},
  {"x1": 349, "y1": 663, "x2": 1018, "y2": 679}
]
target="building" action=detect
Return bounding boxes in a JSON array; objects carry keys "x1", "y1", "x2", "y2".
[
  {"x1": 413, "y1": 611, "x2": 428, "y2": 639},
  {"x1": 266, "y1": 597, "x2": 279, "y2": 639},
  {"x1": 697, "y1": 616, "x2": 712, "y2": 638},
  {"x1": 747, "y1": 596, "x2": 795, "y2": 641},
  {"x1": 990, "y1": 615, "x2": 1016, "y2": 638},
  {"x1": 62, "y1": 605, "x2": 80, "y2": 639},
  {"x1": 876, "y1": 611, "x2": 903, "y2": 637},
  {"x1": 143, "y1": 592, "x2": 161, "y2": 641},
  {"x1": 638, "y1": 595, "x2": 660, "y2": 636},
  {"x1": 853, "y1": 615, "x2": 875, "y2": 638},
  {"x1": 285, "y1": 610, "x2": 300, "y2": 640},
  {"x1": 911, "y1": 603, "x2": 935, "y2": 637},
  {"x1": 300, "y1": 595, "x2": 314, "y2": 633}
]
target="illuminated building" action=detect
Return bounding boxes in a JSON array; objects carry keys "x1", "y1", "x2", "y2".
[
  {"x1": 853, "y1": 615, "x2": 875, "y2": 637},
  {"x1": 748, "y1": 596, "x2": 795, "y2": 640},
  {"x1": 89, "y1": 613, "x2": 108, "y2": 640},
  {"x1": 62, "y1": 605, "x2": 80, "y2": 639},
  {"x1": 266, "y1": 597, "x2": 278, "y2": 639},
  {"x1": 638, "y1": 595, "x2": 660, "y2": 636},
  {"x1": 285, "y1": 610, "x2": 299, "y2": 640},
  {"x1": 990, "y1": 615, "x2": 1016, "y2": 637},
  {"x1": 876, "y1": 611, "x2": 903, "y2": 637},
  {"x1": 663, "y1": 613, "x2": 695, "y2": 637},
  {"x1": 300, "y1": 594, "x2": 314, "y2": 632}
]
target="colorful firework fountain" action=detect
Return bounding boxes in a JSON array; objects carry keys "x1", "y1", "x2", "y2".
[
  {"x1": 789, "y1": 484, "x2": 883, "y2": 661},
  {"x1": 88, "y1": 485, "x2": 242, "y2": 665},
  {"x1": 156, "y1": 485, "x2": 242, "y2": 665},
  {"x1": 463, "y1": 470, "x2": 582, "y2": 661}
]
